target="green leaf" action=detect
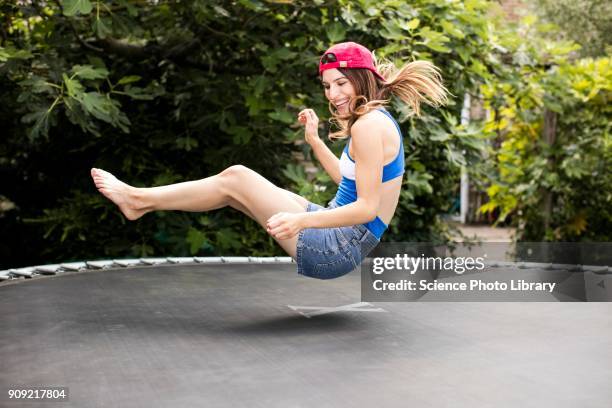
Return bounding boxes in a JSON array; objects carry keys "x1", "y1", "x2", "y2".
[
  {"x1": 268, "y1": 109, "x2": 294, "y2": 124},
  {"x1": 446, "y1": 147, "x2": 466, "y2": 166},
  {"x1": 273, "y1": 47, "x2": 296, "y2": 60},
  {"x1": 410, "y1": 161, "x2": 426, "y2": 172},
  {"x1": 187, "y1": 227, "x2": 208, "y2": 254},
  {"x1": 244, "y1": 94, "x2": 262, "y2": 115},
  {"x1": 416, "y1": 27, "x2": 451, "y2": 53},
  {"x1": 19, "y1": 77, "x2": 55, "y2": 94},
  {"x1": 22, "y1": 109, "x2": 50, "y2": 140},
  {"x1": 282, "y1": 164, "x2": 307, "y2": 184},
  {"x1": 0, "y1": 46, "x2": 33, "y2": 62},
  {"x1": 326, "y1": 22, "x2": 346, "y2": 43},
  {"x1": 252, "y1": 75, "x2": 270, "y2": 96},
  {"x1": 215, "y1": 228, "x2": 243, "y2": 251},
  {"x1": 64, "y1": 98, "x2": 101, "y2": 136},
  {"x1": 63, "y1": 74, "x2": 85, "y2": 99},
  {"x1": 237, "y1": 0, "x2": 266, "y2": 12},
  {"x1": 213, "y1": 5, "x2": 230, "y2": 17},
  {"x1": 429, "y1": 131, "x2": 450, "y2": 142},
  {"x1": 71, "y1": 64, "x2": 109, "y2": 80},
  {"x1": 420, "y1": 41, "x2": 451, "y2": 53},
  {"x1": 261, "y1": 56, "x2": 278, "y2": 73},
  {"x1": 117, "y1": 75, "x2": 141, "y2": 85},
  {"x1": 407, "y1": 18, "x2": 420, "y2": 31},
  {"x1": 520, "y1": 14, "x2": 537, "y2": 27},
  {"x1": 441, "y1": 110, "x2": 458, "y2": 127},
  {"x1": 440, "y1": 20, "x2": 465, "y2": 39},
  {"x1": 117, "y1": 0, "x2": 138, "y2": 16},
  {"x1": 92, "y1": 17, "x2": 112, "y2": 39},
  {"x1": 261, "y1": 47, "x2": 296, "y2": 71},
  {"x1": 176, "y1": 137, "x2": 199, "y2": 151},
  {"x1": 74, "y1": 91, "x2": 129, "y2": 133},
  {"x1": 81, "y1": 92, "x2": 112, "y2": 121},
  {"x1": 62, "y1": 0, "x2": 93, "y2": 16},
  {"x1": 122, "y1": 86, "x2": 155, "y2": 100},
  {"x1": 227, "y1": 125, "x2": 252, "y2": 144},
  {"x1": 380, "y1": 19, "x2": 406, "y2": 40}
]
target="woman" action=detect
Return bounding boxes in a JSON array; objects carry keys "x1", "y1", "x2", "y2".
[{"x1": 91, "y1": 41, "x2": 448, "y2": 279}]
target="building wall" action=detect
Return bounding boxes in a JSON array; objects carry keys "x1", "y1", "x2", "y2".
[{"x1": 499, "y1": 0, "x2": 527, "y2": 22}]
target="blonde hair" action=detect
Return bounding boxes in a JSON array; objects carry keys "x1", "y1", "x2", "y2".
[{"x1": 328, "y1": 59, "x2": 449, "y2": 140}]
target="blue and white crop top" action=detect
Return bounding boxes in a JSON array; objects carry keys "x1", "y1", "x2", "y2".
[{"x1": 333, "y1": 108, "x2": 405, "y2": 239}]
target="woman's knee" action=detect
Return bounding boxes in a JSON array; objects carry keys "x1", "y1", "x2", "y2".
[
  {"x1": 218, "y1": 165, "x2": 256, "y2": 193},
  {"x1": 220, "y1": 165, "x2": 252, "y2": 181}
]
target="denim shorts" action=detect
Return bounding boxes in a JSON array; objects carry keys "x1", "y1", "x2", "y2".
[{"x1": 296, "y1": 199, "x2": 380, "y2": 280}]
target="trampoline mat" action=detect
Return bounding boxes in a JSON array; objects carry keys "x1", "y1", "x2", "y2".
[{"x1": 1, "y1": 263, "x2": 611, "y2": 408}]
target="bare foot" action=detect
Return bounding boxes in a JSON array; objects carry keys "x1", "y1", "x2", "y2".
[{"x1": 90, "y1": 168, "x2": 147, "y2": 221}]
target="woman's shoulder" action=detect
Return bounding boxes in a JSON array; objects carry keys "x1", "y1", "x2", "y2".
[{"x1": 351, "y1": 108, "x2": 391, "y2": 136}]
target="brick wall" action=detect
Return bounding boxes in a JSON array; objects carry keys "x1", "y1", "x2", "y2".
[{"x1": 499, "y1": 0, "x2": 527, "y2": 22}]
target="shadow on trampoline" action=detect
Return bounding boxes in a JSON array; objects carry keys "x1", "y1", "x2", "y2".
[
  {"x1": 58, "y1": 309, "x2": 369, "y2": 338},
  {"x1": 221, "y1": 313, "x2": 365, "y2": 336}
]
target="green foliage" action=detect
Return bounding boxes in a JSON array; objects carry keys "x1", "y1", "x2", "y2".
[
  {"x1": 531, "y1": 0, "x2": 612, "y2": 58},
  {"x1": 62, "y1": 0, "x2": 93, "y2": 17},
  {"x1": 478, "y1": 14, "x2": 612, "y2": 241},
  {"x1": 1, "y1": 0, "x2": 501, "y2": 268}
]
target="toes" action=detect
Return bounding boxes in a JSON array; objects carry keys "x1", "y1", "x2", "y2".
[
  {"x1": 99, "y1": 188, "x2": 112, "y2": 197},
  {"x1": 91, "y1": 168, "x2": 112, "y2": 179}
]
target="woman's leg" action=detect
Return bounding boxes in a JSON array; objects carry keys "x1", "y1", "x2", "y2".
[{"x1": 91, "y1": 166, "x2": 309, "y2": 258}]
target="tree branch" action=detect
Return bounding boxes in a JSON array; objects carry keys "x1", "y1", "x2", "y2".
[
  {"x1": 52, "y1": 0, "x2": 104, "y2": 53},
  {"x1": 49, "y1": 0, "x2": 253, "y2": 75},
  {"x1": 98, "y1": 37, "x2": 153, "y2": 59},
  {"x1": 96, "y1": 37, "x2": 252, "y2": 76}
]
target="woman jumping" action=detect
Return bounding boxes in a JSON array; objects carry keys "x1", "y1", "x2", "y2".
[{"x1": 91, "y1": 42, "x2": 448, "y2": 279}]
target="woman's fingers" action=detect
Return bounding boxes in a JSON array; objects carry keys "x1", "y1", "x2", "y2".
[
  {"x1": 266, "y1": 212, "x2": 284, "y2": 227},
  {"x1": 268, "y1": 224, "x2": 286, "y2": 238},
  {"x1": 266, "y1": 212, "x2": 293, "y2": 239},
  {"x1": 298, "y1": 109, "x2": 317, "y2": 120},
  {"x1": 298, "y1": 111, "x2": 308, "y2": 124},
  {"x1": 308, "y1": 110, "x2": 318, "y2": 122}
]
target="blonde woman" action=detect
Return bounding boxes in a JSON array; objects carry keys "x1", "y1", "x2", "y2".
[{"x1": 91, "y1": 41, "x2": 448, "y2": 279}]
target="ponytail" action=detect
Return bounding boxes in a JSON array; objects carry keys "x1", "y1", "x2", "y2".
[
  {"x1": 378, "y1": 60, "x2": 449, "y2": 117},
  {"x1": 327, "y1": 60, "x2": 449, "y2": 140}
]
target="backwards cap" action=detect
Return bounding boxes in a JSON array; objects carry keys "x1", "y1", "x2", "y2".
[{"x1": 319, "y1": 42, "x2": 385, "y2": 81}]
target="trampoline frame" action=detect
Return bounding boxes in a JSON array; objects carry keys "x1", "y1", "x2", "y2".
[{"x1": 2, "y1": 256, "x2": 609, "y2": 284}]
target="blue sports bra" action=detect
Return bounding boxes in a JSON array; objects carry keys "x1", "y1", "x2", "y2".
[{"x1": 333, "y1": 108, "x2": 405, "y2": 239}]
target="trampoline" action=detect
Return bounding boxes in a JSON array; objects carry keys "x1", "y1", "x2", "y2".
[{"x1": 1, "y1": 258, "x2": 611, "y2": 408}]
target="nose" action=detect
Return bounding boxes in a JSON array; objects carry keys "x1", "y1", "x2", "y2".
[{"x1": 328, "y1": 84, "x2": 341, "y2": 100}]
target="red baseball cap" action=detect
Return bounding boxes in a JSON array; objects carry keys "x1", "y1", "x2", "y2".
[{"x1": 319, "y1": 42, "x2": 385, "y2": 81}]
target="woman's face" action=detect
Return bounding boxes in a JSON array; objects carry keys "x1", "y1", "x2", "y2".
[{"x1": 322, "y1": 68, "x2": 357, "y2": 114}]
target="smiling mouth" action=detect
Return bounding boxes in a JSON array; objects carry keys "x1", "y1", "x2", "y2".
[{"x1": 335, "y1": 100, "x2": 349, "y2": 109}]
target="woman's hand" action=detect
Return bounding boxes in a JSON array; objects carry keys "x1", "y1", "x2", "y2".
[
  {"x1": 266, "y1": 212, "x2": 305, "y2": 240},
  {"x1": 297, "y1": 108, "x2": 320, "y2": 146}
]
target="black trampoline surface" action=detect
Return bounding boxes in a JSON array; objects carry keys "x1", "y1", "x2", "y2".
[{"x1": 1, "y1": 263, "x2": 611, "y2": 408}]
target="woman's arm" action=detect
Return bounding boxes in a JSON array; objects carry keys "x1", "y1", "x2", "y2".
[
  {"x1": 298, "y1": 109, "x2": 341, "y2": 185},
  {"x1": 310, "y1": 138, "x2": 342, "y2": 185},
  {"x1": 267, "y1": 115, "x2": 384, "y2": 239},
  {"x1": 302, "y1": 116, "x2": 383, "y2": 228}
]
